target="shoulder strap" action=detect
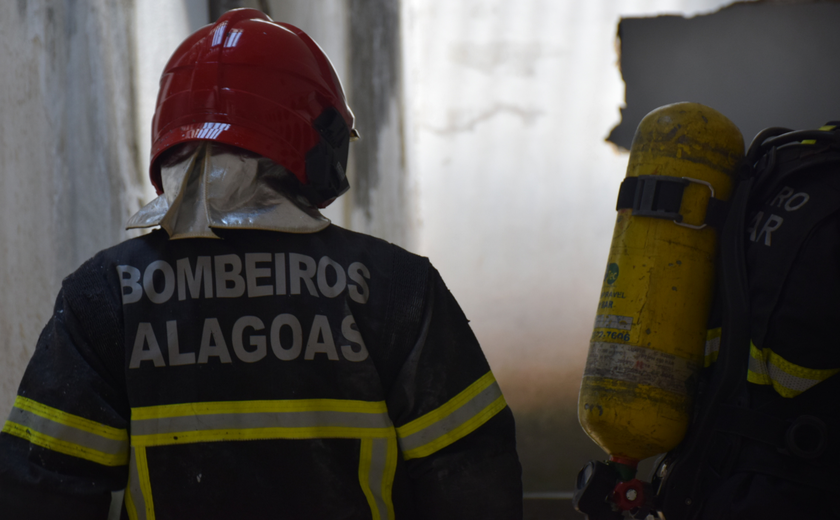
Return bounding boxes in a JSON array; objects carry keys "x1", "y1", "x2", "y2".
[
  {"x1": 655, "y1": 174, "x2": 755, "y2": 520},
  {"x1": 657, "y1": 128, "x2": 840, "y2": 518}
]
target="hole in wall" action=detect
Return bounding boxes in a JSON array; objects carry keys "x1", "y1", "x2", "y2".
[{"x1": 609, "y1": 0, "x2": 840, "y2": 150}]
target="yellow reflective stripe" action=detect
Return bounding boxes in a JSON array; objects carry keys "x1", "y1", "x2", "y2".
[
  {"x1": 359, "y1": 439, "x2": 377, "y2": 517},
  {"x1": 769, "y1": 349, "x2": 838, "y2": 380},
  {"x1": 746, "y1": 368, "x2": 772, "y2": 385},
  {"x1": 132, "y1": 426, "x2": 394, "y2": 448},
  {"x1": 397, "y1": 372, "x2": 496, "y2": 437},
  {"x1": 397, "y1": 371, "x2": 507, "y2": 460},
  {"x1": 704, "y1": 327, "x2": 721, "y2": 367},
  {"x1": 2, "y1": 420, "x2": 127, "y2": 466},
  {"x1": 382, "y1": 436, "x2": 397, "y2": 520},
  {"x1": 125, "y1": 481, "x2": 139, "y2": 520},
  {"x1": 13, "y1": 396, "x2": 126, "y2": 440},
  {"x1": 135, "y1": 447, "x2": 155, "y2": 520},
  {"x1": 358, "y1": 435, "x2": 398, "y2": 520},
  {"x1": 747, "y1": 342, "x2": 840, "y2": 398},
  {"x1": 131, "y1": 399, "x2": 394, "y2": 447},
  {"x1": 131, "y1": 398, "x2": 387, "y2": 420},
  {"x1": 401, "y1": 395, "x2": 506, "y2": 460},
  {"x1": 4, "y1": 396, "x2": 128, "y2": 466},
  {"x1": 129, "y1": 398, "x2": 398, "y2": 519},
  {"x1": 747, "y1": 342, "x2": 770, "y2": 384}
]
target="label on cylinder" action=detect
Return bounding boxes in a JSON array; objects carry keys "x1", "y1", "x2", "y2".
[
  {"x1": 593, "y1": 315, "x2": 633, "y2": 330},
  {"x1": 584, "y1": 342, "x2": 700, "y2": 395},
  {"x1": 595, "y1": 254, "x2": 654, "y2": 345}
]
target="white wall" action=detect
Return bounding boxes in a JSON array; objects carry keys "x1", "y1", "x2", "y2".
[
  {"x1": 259, "y1": 1, "x2": 413, "y2": 248},
  {"x1": 134, "y1": 0, "x2": 209, "y2": 203},
  {"x1": 401, "y1": 0, "x2": 741, "y2": 489},
  {"x1": 403, "y1": 0, "x2": 738, "y2": 391},
  {"x1": 0, "y1": 0, "x2": 144, "y2": 416},
  {"x1": 266, "y1": 0, "x2": 352, "y2": 229}
]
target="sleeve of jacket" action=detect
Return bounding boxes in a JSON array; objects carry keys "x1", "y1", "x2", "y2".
[
  {"x1": 0, "y1": 257, "x2": 130, "y2": 519},
  {"x1": 387, "y1": 266, "x2": 523, "y2": 519}
]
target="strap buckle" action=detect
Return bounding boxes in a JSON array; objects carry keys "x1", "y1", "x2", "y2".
[
  {"x1": 616, "y1": 175, "x2": 721, "y2": 230},
  {"x1": 674, "y1": 177, "x2": 714, "y2": 230}
]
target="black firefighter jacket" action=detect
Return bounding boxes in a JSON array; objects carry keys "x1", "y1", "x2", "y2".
[{"x1": 0, "y1": 226, "x2": 523, "y2": 519}]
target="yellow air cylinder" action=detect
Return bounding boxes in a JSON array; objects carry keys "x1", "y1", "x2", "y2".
[{"x1": 578, "y1": 102, "x2": 743, "y2": 466}]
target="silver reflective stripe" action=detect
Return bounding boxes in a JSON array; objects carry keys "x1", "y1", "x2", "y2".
[
  {"x1": 359, "y1": 436, "x2": 397, "y2": 520},
  {"x1": 750, "y1": 351, "x2": 820, "y2": 393},
  {"x1": 132, "y1": 410, "x2": 392, "y2": 436},
  {"x1": 767, "y1": 363, "x2": 820, "y2": 393},
  {"x1": 748, "y1": 352, "x2": 769, "y2": 380},
  {"x1": 705, "y1": 335, "x2": 720, "y2": 358},
  {"x1": 7, "y1": 407, "x2": 128, "y2": 460},
  {"x1": 398, "y1": 381, "x2": 502, "y2": 454},
  {"x1": 128, "y1": 447, "x2": 148, "y2": 520},
  {"x1": 747, "y1": 343, "x2": 839, "y2": 398},
  {"x1": 126, "y1": 401, "x2": 397, "y2": 518},
  {"x1": 368, "y1": 438, "x2": 392, "y2": 520}
]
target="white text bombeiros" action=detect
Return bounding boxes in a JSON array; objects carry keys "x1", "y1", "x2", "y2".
[{"x1": 118, "y1": 253, "x2": 372, "y2": 368}]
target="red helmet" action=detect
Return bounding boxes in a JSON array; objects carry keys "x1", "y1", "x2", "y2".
[{"x1": 150, "y1": 8, "x2": 356, "y2": 207}]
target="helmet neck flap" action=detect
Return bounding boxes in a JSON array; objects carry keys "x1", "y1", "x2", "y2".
[{"x1": 128, "y1": 142, "x2": 330, "y2": 239}]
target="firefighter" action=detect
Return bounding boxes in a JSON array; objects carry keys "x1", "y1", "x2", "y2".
[
  {"x1": 0, "y1": 9, "x2": 522, "y2": 519},
  {"x1": 653, "y1": 123, "x2": 840, "y2": 520},
  {"x1": 573, "y1": 108, "x2": 840, "y2": 520}
]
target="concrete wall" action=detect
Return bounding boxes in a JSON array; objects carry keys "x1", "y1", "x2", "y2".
[
  {"x1": 264, "y1": 0, "x2": 354, "y2": 235},
  {"x1": 611, "y1": 1, "x2": 840, "y2": 149},
  {"x1": 134, "y1": 0, "x2": 208, "y2": 196},
  {"x1": 346, "y1": 0, "x2": 413, "y2": 248},
  {"x1": 0, "y1": 0, "x2": 144, "y2": 416},
  {"x1": 401, "y1": 0, "x2": 742, "y2": 495},
  {"x1": 267, "y1": 0, "x2": 413, "y2": 249}
]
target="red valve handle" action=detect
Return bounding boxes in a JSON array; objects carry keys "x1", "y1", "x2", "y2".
[{"x1": 612, "y1": 478, "x2": 645, "y2": 511}]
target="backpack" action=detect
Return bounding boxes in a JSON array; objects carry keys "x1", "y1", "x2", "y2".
[{"x1": 653, "y1": 123, "x2": 840, "y2": 520}]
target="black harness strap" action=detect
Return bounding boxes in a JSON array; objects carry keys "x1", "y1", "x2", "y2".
[
  {"x1": 654, "y1": 175, "x2": 755, "y2": 520},
  {"x1": 616, "y1": 175, "x2": 729, "y2": 227}
]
